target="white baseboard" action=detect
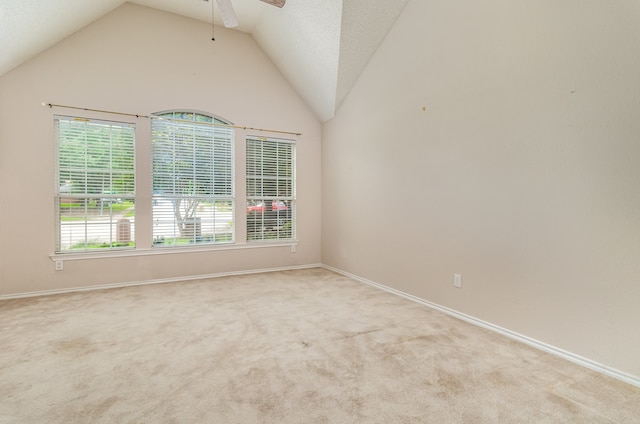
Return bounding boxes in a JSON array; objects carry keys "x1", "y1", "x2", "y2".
[
  {"x1": 0, "y1": 263, "x2": 323, "y2": 301},
  {"x1": 321, "y1": 264, "x2": 640, "y2": 389}
]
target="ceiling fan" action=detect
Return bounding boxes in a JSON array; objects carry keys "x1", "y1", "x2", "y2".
[{"x1": 212, "y1": 0, "x2": 286, "y2": 28}]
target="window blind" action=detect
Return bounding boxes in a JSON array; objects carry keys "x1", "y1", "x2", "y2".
[
  {"x1": 246, "y1": 137, "x2": 295, "y2": 241},
  {"x1": 151, "y1": 114, "x2": 234, "y2": 246},
  {"x1": 55, "y1": 116, "x2": 135, "y2": 252}
]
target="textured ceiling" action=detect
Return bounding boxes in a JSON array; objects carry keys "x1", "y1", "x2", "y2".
[{"x1": 0, "y1": 0, "x2": 409, "y2": 121}]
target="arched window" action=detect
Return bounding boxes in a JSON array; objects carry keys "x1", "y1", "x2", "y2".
[{"x1": 151, "y1": 111, "x2": 234, "y2": 246}]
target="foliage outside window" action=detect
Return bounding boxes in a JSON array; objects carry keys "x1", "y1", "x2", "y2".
[
  {"x1": 55, "y1": 116, "x2": 135, "y2": 252},
  {"x1": 246, "y1": 137, "x2": 295, "y2": 241},
  {"x1": 151, "y1": 112, "x2": 234, "y2": 247}
]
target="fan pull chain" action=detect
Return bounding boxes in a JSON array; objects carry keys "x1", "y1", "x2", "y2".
[{"x1": 211, "y1": 0, "x2": 215, "y2": 41}]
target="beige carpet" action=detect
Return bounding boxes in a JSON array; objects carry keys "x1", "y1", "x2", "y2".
[{"x1": 1, "y1": 268, "x2": 639, "y2": 423}]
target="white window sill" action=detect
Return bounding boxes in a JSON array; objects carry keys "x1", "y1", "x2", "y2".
[{"x1": 50, "y1": 241, "x2": 298, "y2": 261}]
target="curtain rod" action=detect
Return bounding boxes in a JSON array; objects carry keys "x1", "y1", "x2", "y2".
[{"x1": 44, "y1": 102, "x2": 302, "y2": 136}]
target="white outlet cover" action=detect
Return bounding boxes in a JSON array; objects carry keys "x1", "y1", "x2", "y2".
[{"x1": 454, "y1": 273, "x2": 462, "y2": 288}]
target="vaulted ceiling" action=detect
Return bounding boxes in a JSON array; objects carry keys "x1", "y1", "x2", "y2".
[{"x1": 0, "y1": 0, "x2": 409, "y2": 121}]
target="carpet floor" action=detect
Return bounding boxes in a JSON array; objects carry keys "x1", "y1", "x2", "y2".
[{"x1": 1, "y1": 267, "x2": 639, "y2": 423}]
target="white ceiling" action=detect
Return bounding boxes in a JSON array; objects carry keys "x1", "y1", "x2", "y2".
[{"x1": 0, "y1": 0, "x2": 409, "y2": 121}]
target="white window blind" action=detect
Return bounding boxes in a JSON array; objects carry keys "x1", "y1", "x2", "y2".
[
  {"x1": 246, "y1": 137, "x2": 295, "y2": 241},
  {"x1": 55, "y1": 116, "x2": 135, "y2": 252},
  {"x1": 151, "y1": 112, "x2": 234, "y2": 246}
]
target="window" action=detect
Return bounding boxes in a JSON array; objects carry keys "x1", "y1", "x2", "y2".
[
  {"x1": 53, "y1": 111, "x2": 297, "y2": 255},
  {"x1": 246, "y1": 137, "x2": 295, "y2": 241},
  {"x1": 151, "y1": 112, "x2": 234, "y2": 246},
  {"x1": 55, "y1": 116, "x2": 135, "y2": 252}
]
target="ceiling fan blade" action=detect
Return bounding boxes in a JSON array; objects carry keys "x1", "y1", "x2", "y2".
[
  {"x1": 215, "y1": 0, "x2": 239, "y2": 28},
  {"x1": 259, "y1": 0, "x2": 286, "y2": 7}
]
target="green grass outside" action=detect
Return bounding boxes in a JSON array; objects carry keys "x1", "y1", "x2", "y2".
[
  {"x1": 154, "y1": 233, "x2": 233, "y2": 246},
  {"x1": 60, "y1": 217, "x2": 87, "y2": 221},
  {"x1": 69, "y1": 241, "x2": 135, "y2": 250}
]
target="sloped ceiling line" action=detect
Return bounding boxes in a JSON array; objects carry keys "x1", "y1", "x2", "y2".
[{"x1": 0, "y1": 0, "x2": 409, "y2": 122}]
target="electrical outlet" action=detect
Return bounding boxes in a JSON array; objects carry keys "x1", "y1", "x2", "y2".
[
  {"x1": 55, "y1": 260, "x2": 64, "y2": 271},
  {"x1": 290, "y1": 245, "x2": 296, "y2": 253},
  {"x1": 454, "y1": 273, "x2": 462, "y2": 288}
]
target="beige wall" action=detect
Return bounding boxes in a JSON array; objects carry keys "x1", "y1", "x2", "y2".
[
  {"x1": 2, "y1": 0, "x2": 639, "y2": 383},
  {"x1": 323, "y1": 0, "x2": 640, "y2": 378},
  {"x1": 0, "y1": 4, "x2": 322, "y2": 296}
]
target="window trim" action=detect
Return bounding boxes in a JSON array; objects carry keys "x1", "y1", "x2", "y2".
[
  {"x1": 151, "y1": 111, "x2": 235, "y2": 248},
  {"x1": 246, "y1": 136, "x2": 296, "y2": 243},
  {"x1": 49, "y1": 240, "x2": 298, "y2": 262},
  {"x1": 54, "y1": 115, "x2": 136, "y2": 253},
  {"x1": 51, "y1": 111, "x2": 300, "y2": 258}
]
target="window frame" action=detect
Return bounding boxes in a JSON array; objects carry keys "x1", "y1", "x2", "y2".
[
  {"x1": 246, "y1": 136, "x2": 296, "y2": 242},
  {"x1": 151, "y1": 111, "x2": 235, "y2": 248},
  {"x1": 51, "y1": 112, "x2": 299, "y2": 261},
  {"x1": 54, "y1": 115, "x2": 136, "y2": 253}
]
